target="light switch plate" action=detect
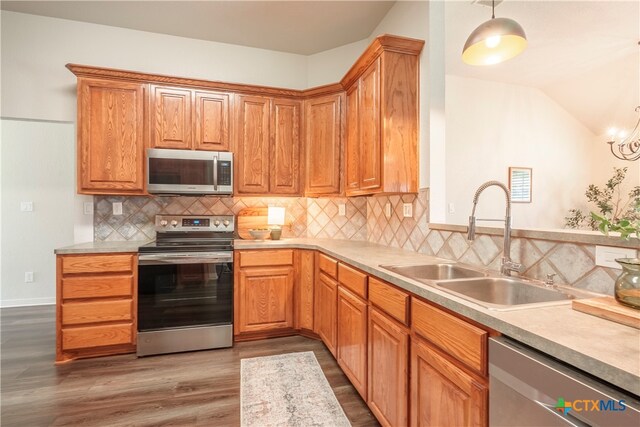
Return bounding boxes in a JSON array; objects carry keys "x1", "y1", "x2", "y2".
[
  {"x1": 403, "y1": 203, "x2": 413, "y2": 218},
  {"x1": 595, "y1": 246, "x2": 637, "y2": 269},
  {"x1": 384, "y1": 203, "x2": 392, "y2": 219},
  {"x1": 112, "y1": 202, "x2": 123, "y2": 216},
  {"x1": 24, "y1": 272, "x2": 34, "y2": 283},
  {"x1": 20, "y1": 202, "x2": 33, "y2": 212},
  {"x1": 83, "y1": 202, "x2": 94, "y2": 215},
  {"x1": 338, "y1": 204, "x2": 346, "y2": 216},
  {"x1": 448, "y1": 203, "x2": 456, "y2": 214}
]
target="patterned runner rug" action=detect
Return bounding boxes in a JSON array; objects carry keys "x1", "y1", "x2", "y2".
[{"x1": 240, "y1": 351, "x2": 351, "y2": 427}]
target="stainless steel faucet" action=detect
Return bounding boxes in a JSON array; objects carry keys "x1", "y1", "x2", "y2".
[{"x1": 467, "y1": 181, "x2": 523, "y2": 276}]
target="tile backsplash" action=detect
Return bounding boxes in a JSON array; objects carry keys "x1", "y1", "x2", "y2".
[
  {"x1": 95, "y1": 189, "x2": 625, "y2": 295},
  {"x1": 94, "y1": 195, "x2": 367, "y2": 242}
]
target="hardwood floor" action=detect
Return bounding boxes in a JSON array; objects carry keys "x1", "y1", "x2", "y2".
[{"x1": 1, "y1": 305, "x2": 379, "y2": 427}]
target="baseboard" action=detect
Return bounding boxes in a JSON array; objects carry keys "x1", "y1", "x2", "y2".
[{"x1": 0, "y1": 297, "x2": 55, "y2": 308}]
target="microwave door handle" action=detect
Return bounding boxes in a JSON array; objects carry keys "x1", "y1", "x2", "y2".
[{"x1": 213, "y1": 155, "x2": 218, "y2": 191}]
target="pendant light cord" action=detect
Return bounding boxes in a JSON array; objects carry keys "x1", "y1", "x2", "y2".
[{"x1": 492, "y1": 0, "x2": 495, "y2": 19}]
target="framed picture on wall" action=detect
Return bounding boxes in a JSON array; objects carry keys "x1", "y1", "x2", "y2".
[{"x1": 509, "y1": 167, "x2": 532, "y2": 203}]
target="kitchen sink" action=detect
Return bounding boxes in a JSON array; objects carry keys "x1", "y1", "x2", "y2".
[
  {"x1": 435, "y1": 277, "x2": 579, "y2": 311},
  {"x1": 381, "y1": 263, "x2": 486, "y2": 281}
]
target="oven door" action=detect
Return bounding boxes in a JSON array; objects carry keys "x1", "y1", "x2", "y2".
[{"x1": 138, "y1": 252, "x2": 233, "y2": 332}]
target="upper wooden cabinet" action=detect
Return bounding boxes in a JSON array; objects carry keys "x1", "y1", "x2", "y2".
[
  {"x1": 236, "y1": 94, "x2": 271, "y2": 193},
  {"x1": 344, "y1": 41, "x2": 422, "y2": 196},
  {"x1": 67, "y1": 35, "x2": 422, "y2": 196},
  {"x1": 150, "y1": 85, "x2": 192, "y2": 149},
  {"x1": 151, "y1": 86, "x2": 231, "y2": 151},
  {"x1": 304, "y1": 93, "x2": 344, "y2": 196},
  {"x1": 77, "y1": 78, "x2": 146, "y2": 195},
  {"x1": 271, "y1": 98, "x2": 301, "y2": 194},
  {"x1": 236, "y1": 95, "x2": 301, "y2": 195},
  {"x1": 194, "y1": 90, "x2": 231, "y2": 151}
]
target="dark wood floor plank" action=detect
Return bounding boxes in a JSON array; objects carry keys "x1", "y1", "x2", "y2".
[{"x1": 1, "y1": 306, "x2": 379, "y2": 427}]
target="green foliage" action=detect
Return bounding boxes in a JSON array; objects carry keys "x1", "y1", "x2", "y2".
[{"x1": 565, "y1": 167, "x2": 640, "y2": 240}]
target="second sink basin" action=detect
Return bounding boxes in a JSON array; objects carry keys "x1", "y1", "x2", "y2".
[
  {"x1": 381, "y1": 263, "x2": 486, "y2": 281},
  {"x1": 435, "y1": 277, "x2": 576, "y2": 310}
]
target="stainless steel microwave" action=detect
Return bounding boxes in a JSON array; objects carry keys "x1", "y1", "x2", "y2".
[{"x1": 147, "y1": 148, "x2": 233, "y2": 196}]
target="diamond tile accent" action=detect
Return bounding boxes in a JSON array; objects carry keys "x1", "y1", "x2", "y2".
[{"x1": 93, "y1": 184, "x2": 615, "y2": 293}]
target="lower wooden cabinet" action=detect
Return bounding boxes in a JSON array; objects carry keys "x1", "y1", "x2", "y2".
[
  {"x1": 236, "y1": 266, "x2": 295, "y2": 334},
  {"x1": 315, "y1": 272, "x2": 338, "y2": 356},
  {"x1": 368, "y1": 307, "x2": 409, "y2": 427},
  {"x1": 411, "y1": 337, "x2": 488, "y2": 427},
  {"x1": 234, "y1": 250, "x2": 295, "y2": 338},
  {"x1": 296, "y1": 250, "x2": 315, "y2": 332},
  {"x1": 56, "y1": 253, "x2": 137, "y2": 363},
  {"x1": 336, "y1": 285, "x2": 368, "y2": 400}
]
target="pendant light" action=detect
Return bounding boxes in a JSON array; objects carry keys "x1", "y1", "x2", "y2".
[{"x1": 462, "y1": 0, "x2": 527, "y2": 66}]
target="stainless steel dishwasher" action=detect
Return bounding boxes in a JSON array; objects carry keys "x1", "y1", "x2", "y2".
[{"x1": 489, "y1": 337, "x2": 640, "y2": 426}]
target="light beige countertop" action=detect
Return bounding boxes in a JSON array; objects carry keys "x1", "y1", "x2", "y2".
[
  {"x1": 54, "y1": 240, "x2": 148, "y2": 254},
  {"x1": 55, "y1": 237, "x2": 640, "y2": 395}
]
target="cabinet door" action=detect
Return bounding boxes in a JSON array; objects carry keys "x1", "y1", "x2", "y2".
[
  {"x1": 368, "y1": 307, "x2": 409, "y2": 427},
  {"x1": 304, "y1": 93, "x2": 343, "y2": 196},
  {"x1": 345, "y1": 84, "x2": 360, "y2": 194},
  {"x1": 77, "y1": 78, "x2": 145, "y2": 194},
  {"x1": 315, "y1": 272, "x2": 337, "y2": 356},
  {"x1": 151, "y1": 85, "x2": 192, "y2": 149},
  {"x1": 271, "y1": 98, "x2": 301, "y2": 194},
  {"x1": 194, "y1": 91, "x2": 230, "y2": 151},
  {"x1": 337, "y1": 286, "x2": 368, "y2": 400},
  {"x1": 358, "y1": 59, "x2": 381, "y2": 191},
  {"x1": 411, "y1": 338, "x2": 488, "y2": 427},
  {"x1": 238, "y1": 266, "x2": 294, "y2": 333},
  {"x1": 297, "y1": 250, "x2": 315, "y2": 331},
  {"x1": 236, "y1": 95, "x2": 270, "y2": 194}
]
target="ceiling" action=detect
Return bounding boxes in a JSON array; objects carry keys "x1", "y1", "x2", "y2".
[
  {"x1": 0, "y1": 0, "x2": 395, "y2": 55},
  {"x1": 445, "y1": 1, "x2": 640, "y2": 135}
]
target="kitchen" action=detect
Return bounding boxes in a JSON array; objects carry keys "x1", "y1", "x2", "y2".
[{"x1": 2, "y1": 2, "x2": 638, "y2": 425}]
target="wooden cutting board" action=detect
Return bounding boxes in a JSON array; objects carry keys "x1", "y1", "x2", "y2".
[
  {"x1": 572, "y1": 296, "x2": 640, "y2": 329},
  {"x1": 237, "y1": 207, "x2": 270, "y2": 240}
]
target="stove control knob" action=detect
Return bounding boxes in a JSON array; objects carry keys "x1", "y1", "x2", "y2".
[
  {"x1": 170, "y1": 220, "x2": 178, "y2": 228},
  {"x1": 160, "y1": 220, "x2": 168, "y2": 227},
  {"x1": 223, "y1": 220, "x2": 230, "y2": 227},
  {"x1": 214, "y1": 220, "x2": 221, "y2": 227}
]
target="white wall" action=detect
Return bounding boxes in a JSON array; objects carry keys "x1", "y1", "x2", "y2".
[
  {"x1": 1, "y1": 11, "x2": 308, "y2": 122},
  {"x1": 444, "y1": 75, "x2": 596, "y2": 229},
  {"x1": 0, "y1": 119, "x2": 79, "y2": 307},
  {"x1": 307, "y1": 39, "x2": 369, "y2": 87}
]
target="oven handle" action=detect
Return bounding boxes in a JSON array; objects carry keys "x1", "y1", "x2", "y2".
[{"x1": 138, "y1": 253, "x2": 232, "y2": 265}]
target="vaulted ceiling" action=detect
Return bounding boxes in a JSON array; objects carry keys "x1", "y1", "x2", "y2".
[{"x1": 0, "y1": 0, "x2": 395, "y2": 55}]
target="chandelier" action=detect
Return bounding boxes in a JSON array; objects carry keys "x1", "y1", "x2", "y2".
[{"x1": 607, "y1": 106, "x2": 640, "y2": 161}]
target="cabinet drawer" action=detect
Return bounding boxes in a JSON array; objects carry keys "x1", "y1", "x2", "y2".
[
  {"x1": 369, "y1": 277, "x2": 409, "y2": 325},
  {"x1": 411, "y1": 299, "x2": 487, "y2": 375},
  {"x1": 61, "y1": 254, "x2": 134, "y2": 275},
  {"x1": 318, "y1": 253, "x2": 338, "y2": 279},
  {"x1": 62, "y1": 275, "x2": 133, "y2": 299},
  {"x1": 62, "y1": 300, "x2": 133, "y2": 326},
  {"x1": 62, "y1": 324, "x2": 133, "y2": 350},
  {"x1": 239, "y1": 250, "x2": 293, "y2": 267},
  {"x1": 338, "y1": 263, "x2": 368, "y2": 299}
]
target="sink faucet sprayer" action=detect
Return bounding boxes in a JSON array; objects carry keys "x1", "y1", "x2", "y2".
[{"x1": 467, "y1": 181, "x2": 523, "y2": 276}]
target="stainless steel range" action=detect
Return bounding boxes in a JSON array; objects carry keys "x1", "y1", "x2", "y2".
[{"x1": 137, "y1": 214, "x2": 235, "y2": 356}]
